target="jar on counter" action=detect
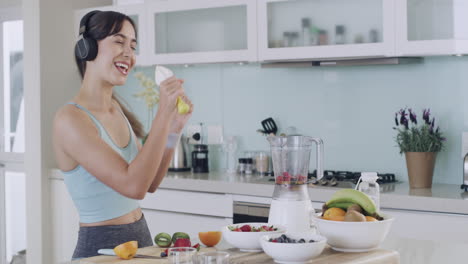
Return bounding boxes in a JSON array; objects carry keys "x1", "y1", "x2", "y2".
[
  {"x1": 244, "y1": 158, "x2": 253, "y2": 174},
  {"x1": 255, "y1": 151, "x2": 269, "y2": 175},
  {"x1": 238, "y1": 158, "x2": 246, "y2": 174}
]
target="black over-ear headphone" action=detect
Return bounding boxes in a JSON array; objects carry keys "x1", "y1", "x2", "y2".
[{"x1": 75, "y1": 10, "x2": 100, "y2": 61}]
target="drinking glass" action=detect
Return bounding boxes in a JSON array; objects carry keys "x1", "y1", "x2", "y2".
[
  {"x1": 168, "y1": 247, "x2": 197, "y2": 264},
  {"x1": 194, "y1": 251, "x2": 230, "y2": 264}
]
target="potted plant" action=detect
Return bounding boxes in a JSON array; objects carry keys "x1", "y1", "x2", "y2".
[{"x1": 394, "y1": 108, "x2": 445, "y2": 188}]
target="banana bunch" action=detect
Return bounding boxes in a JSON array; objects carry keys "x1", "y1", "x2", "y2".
[{"x1": 323, "y1": 189, "x2": 383, "y2": 221}]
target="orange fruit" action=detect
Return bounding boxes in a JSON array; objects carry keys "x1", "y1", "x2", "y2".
[
  {"x1": 323, "y1": 207, "x2": 346, "y2": 220},
  {"x1": 114, "y1": 241, "x2": 138, "y2": 260},
  {"x1": 327, "y1": 215, "x2": 345, "y2": 221},
  {"x1": 198, "y1": 231, "x2": 222, "y2": 247},
  {"x1": 365, "y1": 216, "x2": 378, "y2": 222}
]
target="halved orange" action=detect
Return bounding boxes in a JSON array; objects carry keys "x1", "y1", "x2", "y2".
[
  {"x1": 114, "y1": 240, "x2": 138, "y2": 260},
  {"x1": 198, "y1": 231, "x2": 222, "y2": 247}
]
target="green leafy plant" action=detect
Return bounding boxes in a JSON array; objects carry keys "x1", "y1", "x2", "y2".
[{"x1": 394, "y1": 108, "x2": 445, "y2": 153}]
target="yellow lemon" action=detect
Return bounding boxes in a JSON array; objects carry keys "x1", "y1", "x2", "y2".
[{"x1": 177, "y1": 97, "x2": 190, "y2": 114}]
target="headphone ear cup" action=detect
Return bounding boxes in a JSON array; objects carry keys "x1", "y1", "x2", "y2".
[
  {"x1": 75, "y1": 37, "x2": 98, "y2": 61},
  {"x1": 85, "y1": 37, "x2": 98, "y2": 61}
]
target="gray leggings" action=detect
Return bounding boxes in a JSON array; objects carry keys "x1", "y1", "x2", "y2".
[{"x1": 72, "y1": 214, "x2": 153, "y2": 260}]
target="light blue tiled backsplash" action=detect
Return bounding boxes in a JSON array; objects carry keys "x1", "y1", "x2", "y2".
[{"x1": 115, "y1": 56, "x2": 468, "y2": 185}]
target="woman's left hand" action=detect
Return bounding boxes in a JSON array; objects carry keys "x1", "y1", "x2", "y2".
[{"x1": 169, "y1": 94, "x2": 194, "y2": 134}]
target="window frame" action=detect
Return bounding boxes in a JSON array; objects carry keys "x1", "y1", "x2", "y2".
[{"x1": 0, "y1": 6, "x2": 24, "y2": 264}]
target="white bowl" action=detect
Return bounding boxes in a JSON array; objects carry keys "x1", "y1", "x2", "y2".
[
  {"x1": 222, "y1": 223, "x2": 286, "y2": 252},
  {"x1": 260, "y1": 233, "x2": 327, "y2": 264},
  {"x1": 313, "y1": 213, "x2": 394, "y2": 252}
]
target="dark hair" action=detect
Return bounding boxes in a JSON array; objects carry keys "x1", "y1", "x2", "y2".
[{"x1": 74, "y1": 11, "x2": 145, "y2": 139}]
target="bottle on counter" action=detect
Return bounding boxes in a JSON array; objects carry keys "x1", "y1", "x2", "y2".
[
  {"x1": 301, "y1": 18, "x2": 320, "y2": 46},
  {"x1": 223, "y1": 136, "x2": 238, "y2": 174},
  {"x1": 356, "y1": 172, "x2": 380, "y2": 212}
]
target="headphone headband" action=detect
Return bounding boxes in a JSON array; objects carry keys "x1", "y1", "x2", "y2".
[
  {"x1": 79, "y1": 10, "x2": 100, "y2": 36},
  {"x1": 75, "y1": 10, "x2": 101, "y2": 61}
]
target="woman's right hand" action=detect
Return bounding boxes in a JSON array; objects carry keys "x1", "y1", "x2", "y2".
[{"x1": 157, "y1": 76, "x2": 185, "y2": 117}]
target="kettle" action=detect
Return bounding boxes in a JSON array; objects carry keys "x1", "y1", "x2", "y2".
[{"x1": 169, "y1": 135, "x2": 191, "y2": 172}]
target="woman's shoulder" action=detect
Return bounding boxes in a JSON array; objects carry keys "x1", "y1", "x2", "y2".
[{"x1": 53, "y1": 103, "x2": 99, "y2": 138}]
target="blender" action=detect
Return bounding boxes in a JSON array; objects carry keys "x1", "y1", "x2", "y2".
[{"x1": 267, "y1": 135, "x2": 324, "y2": 233}]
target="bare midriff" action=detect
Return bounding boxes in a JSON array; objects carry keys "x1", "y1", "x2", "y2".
[{"x1": 79, "y1": 207, "x2": 142, "y2": 227}]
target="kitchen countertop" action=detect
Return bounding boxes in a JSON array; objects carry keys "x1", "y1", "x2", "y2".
[
  {"x1": 50, "y1": 169, "x2": 468, "y2": 214},
  {"x1": 69, "y1": 236, "x2": 468, "y2": 264},
  {"x1": 76, "y1": 246, "x2": 399, "y2": 264}
]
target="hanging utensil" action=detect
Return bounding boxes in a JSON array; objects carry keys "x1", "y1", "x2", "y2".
[{"x1": 261, "y1": 117, "x2": 278, "y2": 135}]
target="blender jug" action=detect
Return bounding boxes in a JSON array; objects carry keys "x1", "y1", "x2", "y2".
[{"x1": 267, "y1": 135, "x2": 324, "y2": 233}]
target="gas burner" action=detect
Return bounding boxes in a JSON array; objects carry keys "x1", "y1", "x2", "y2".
[{"x1": 308, "y1": 170, "x2": 397, "y2": 184}]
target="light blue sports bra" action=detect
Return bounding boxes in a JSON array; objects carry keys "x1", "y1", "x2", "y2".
[{"x1": 61, "y1": 102, "x2": 140, "y2": 223}]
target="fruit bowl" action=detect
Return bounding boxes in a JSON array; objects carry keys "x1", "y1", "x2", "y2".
[
  {"x1": 222, "y1": 223, "x2": 286, "y2": 252},
  {"x1": 313, "y1": 213, "x2": 394, "y2": 252},
  {"x1": 260, "y1": 233, "x2": 327, "y2": 264}
]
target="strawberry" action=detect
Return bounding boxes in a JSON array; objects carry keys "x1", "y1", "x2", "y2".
[
  {"x1": 192, "y1": 243, "x2": 201, "y2": 252},
  {"x1": 240, "y1": 225, "x2": 252, "y2": 232},
  {"x1": 173, "y1": 238, "x2": 191, "y2": 247},
  {"x1": 276, "y1": 176, "x2": 283, "y2": 184}
]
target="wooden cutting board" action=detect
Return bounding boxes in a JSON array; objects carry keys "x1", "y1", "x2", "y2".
[{"x1": 77, "y1": 246, "x2": 400, "y2": 264}]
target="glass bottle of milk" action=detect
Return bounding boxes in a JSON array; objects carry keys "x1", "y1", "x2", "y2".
[{"x1": 357, "y1": 172, "x2": 380, "y2": 212}]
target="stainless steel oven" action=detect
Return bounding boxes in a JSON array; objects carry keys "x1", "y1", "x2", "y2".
[{"x1": 233, "y1": 202, "x2": 270, "y2": 224}]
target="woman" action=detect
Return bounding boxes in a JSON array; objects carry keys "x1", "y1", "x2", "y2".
[{"x1": 52, "y1": 10, "x2": 193, "y2": 259}]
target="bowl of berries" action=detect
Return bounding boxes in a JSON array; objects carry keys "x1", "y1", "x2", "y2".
[
  {"x1": 260, "y1": 233, "x2": 327, "y2": 264},
  {"x1": 222, "y1": 223, "x2": 285, "y2": 252}
]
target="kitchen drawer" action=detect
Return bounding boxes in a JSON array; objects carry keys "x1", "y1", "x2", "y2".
[{"x1": 141, "y1": 189, "x2": 233, "y2": 217}]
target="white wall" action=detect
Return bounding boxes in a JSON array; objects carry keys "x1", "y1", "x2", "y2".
[
  {"x1": 22, "y1": 0, "x2": 111, "y2": 263},
  {"x1": 0, "y1": 0, "x2": 21, "y2": 9}
]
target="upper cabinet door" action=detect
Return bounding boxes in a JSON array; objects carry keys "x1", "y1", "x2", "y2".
[
  {"x1": 147, "y1": 0, "x2": 257, "y2": 65},
  {"x1": 257, "y1": 0, "x2": 396, "y2": 62},
  {"x1": 74, "y1": 5, "x2": 149, "y2": 66},
  {"x1": 396, "y1": 0, "x2": 468, "y2": 56}
]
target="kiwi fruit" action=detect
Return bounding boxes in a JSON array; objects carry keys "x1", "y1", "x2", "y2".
[{"x1": 344, "y1": 210, "x2": 366, "y2": 222}]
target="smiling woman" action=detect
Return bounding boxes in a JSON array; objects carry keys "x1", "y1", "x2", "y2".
[{"x1": 52, "y1": 10, "x2": 193, "y2": 260}]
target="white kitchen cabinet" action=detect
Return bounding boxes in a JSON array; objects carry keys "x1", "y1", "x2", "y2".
[
  {"x1": 141, "y1": 188, "x2": 233, "y2": 241},
  {"x1": 257, "y1": 0, "x2": 396, "y2": 61},
  {"x1": 50, "y1": 179, "x2": 80, "y2": 264},
  {"x1": 382, "y1": 208, "x2": 468, "y2": 244},
  {"x1": 74, "y1": 4, "x2": 150, "y2": 66},
  {"x1": 395, "y1": 0, "x2": 468, "y2": 56},
  {"x1": 146, "y1": 0, "x2": 257, "y2": 65},
  {"x1": 143, "y1": 209, "x2": 232, "y2": 243}
]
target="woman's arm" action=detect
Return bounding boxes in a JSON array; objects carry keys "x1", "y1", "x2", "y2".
[{"x1": 54, "y1": 77, "x2": 184, "y2": 200}]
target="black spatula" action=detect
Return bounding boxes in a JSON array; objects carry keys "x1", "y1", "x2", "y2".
[{"x1": 261, "y1": 117, "x2": 278, "y2": 135}]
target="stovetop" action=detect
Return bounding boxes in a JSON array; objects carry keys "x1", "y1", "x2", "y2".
[{"x1": 263, "y1": 170, "x2": 397, "y2": 189}]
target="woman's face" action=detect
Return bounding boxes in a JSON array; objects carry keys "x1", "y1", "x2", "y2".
[{"x1": 89, "y1": 20, "x2": 137, "y2": 87}]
